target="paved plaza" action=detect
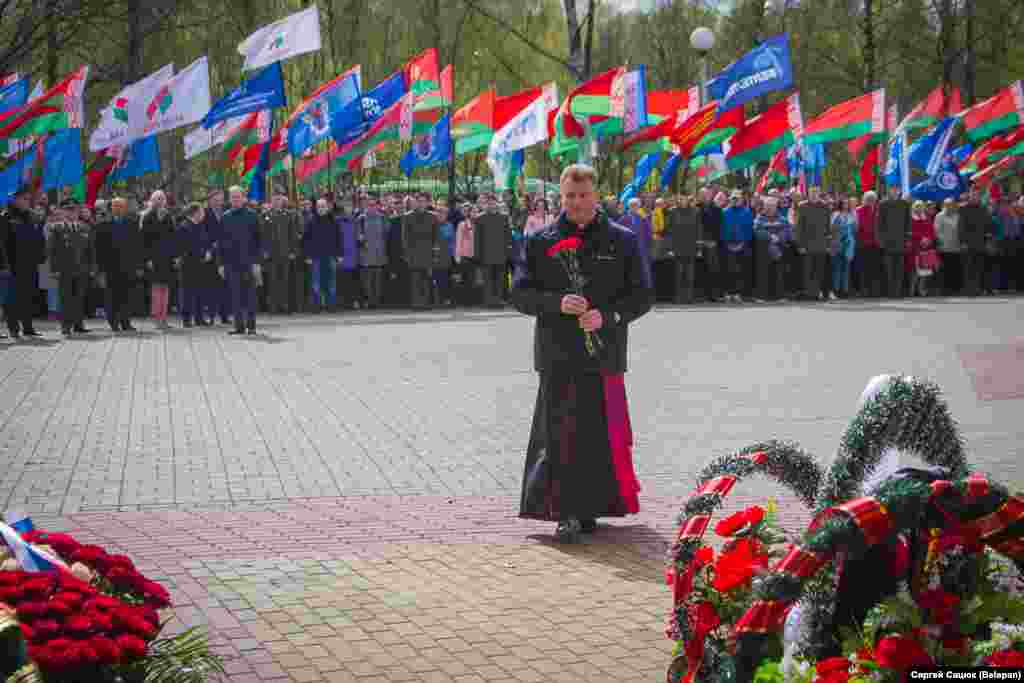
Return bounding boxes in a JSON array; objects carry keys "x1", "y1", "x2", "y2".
[{"x1": 0, "y1": 297, "x2": 1022, "y2": 682}]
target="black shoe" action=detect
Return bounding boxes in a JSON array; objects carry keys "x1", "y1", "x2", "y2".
[
  {"x1": 121, "y1": 322, "x2": 137, "y2": 332},
  {"x1": 183, "y1": 320, "x2": 194, "y2": 328},
  {"x1": 62, "y1": 328, "x2": 72, "y2": 337},
  {"x1": 220, "y1": 316, "x2": 230, "y2": 325},
  {"x1": 579, "y1": 519, "x2": 597, "y2": 534},
  {"x1": 555, "y1": 518, "x2": 582, "y2": 544},
  {"x1": 73, "y1": 325, "x2": 89, "y2": 333},
  {"x1": 22, "y1": 329, "x2": 41, "y2": 337},
  {"x1": 228, "y1": 326, "x2": 246, "y2": 335}
]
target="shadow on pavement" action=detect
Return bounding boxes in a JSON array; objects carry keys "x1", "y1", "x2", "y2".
[{"x1": 527, "y1": 522, "x2": 669, "y2": 584}]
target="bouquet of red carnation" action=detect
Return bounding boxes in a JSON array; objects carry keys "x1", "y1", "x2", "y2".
[
  {"x1": 546, "y1": 236, "x2": 604, "y2": 357},
  {"x1": 0, "y1": 528, "x2": 224, "y2": 682}
]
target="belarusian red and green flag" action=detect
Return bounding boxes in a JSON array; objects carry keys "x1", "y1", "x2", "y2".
[
  {"x1": 414, "y1": 63, "x2": 452, "y2": 112},
  {"x1": 0, "y1": 65, "x2": 89, "y2": 140},
  {"x1": 900, "y1": 85, "x2": 962, "y2": 132},
  {"x1": 726, "y1": 93, "x2": 802, "y2": 171},
  {"x1": 803, "y1": 88, "x2": 885, "y2": 146},
  {"x1": 756, "y1": 147, "x2": 789, "y2": 192},
  {"x1": 223, "y1": 110, "x2": 271, "y2": 165},
  {"x1": 452, "y1": 88, "x2": 494, "y2": 155},
  {"x1": 548, "y1": 67, "x2": 625, "y2": 156},
  {"x1": 404, "y1": 48, "x2": 440, "y2": 98},
  {"x1": 962, "y1": 81, "x2": 1024, "y2": 143}
]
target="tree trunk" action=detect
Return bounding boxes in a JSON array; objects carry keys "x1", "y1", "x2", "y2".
[
  {"x1": 564, "y1": 0, "x2": 584, "y2": 81},
  {"x1": 862, "y1": 0, "x2": 876, "y2": 92},
  {"x1": 964, "y1": 0, "x2": 976, "y2": 106},
  {"x1": 583, "y1": 0, "x2": 596, "y2": 80}
]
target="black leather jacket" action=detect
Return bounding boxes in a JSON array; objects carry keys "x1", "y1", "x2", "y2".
[{"x1": 511, "y1": 211, "x2": 654, "y2": 374}]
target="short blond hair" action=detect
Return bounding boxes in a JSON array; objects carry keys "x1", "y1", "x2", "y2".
[
  {"x1": 228, "y1": 185, "x2": 244, "y2": 195},
  {"x1": 560, "y1": 164, "x2": 597, "y2": 186}
]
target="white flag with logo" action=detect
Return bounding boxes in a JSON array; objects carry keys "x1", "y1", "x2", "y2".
[
  {"x1": 128, "y1": 57, "x2": 210, "y2": 141},
  {"x1": 487, "y1": 82, "x2": 556, "y2": 159},
  {"x1": 238, "y1": 5, "x2": 322, "y2": 72},
  {"x1": 90, "y1": 64, "x2": 174, "y2": 152}
]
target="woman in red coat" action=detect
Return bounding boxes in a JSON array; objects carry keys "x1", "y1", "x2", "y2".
[{"x1": 907, "y1": 200, "x2": 938, "y2": 296}]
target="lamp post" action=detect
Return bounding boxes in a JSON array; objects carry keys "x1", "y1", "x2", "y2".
[{"x1": 690, "y1": 27, "x2": 716, "y2": 106}]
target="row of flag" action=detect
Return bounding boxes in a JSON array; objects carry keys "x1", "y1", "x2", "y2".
[{"x1": 2, "y1": 3, "x2": 1023, "y2": 207}]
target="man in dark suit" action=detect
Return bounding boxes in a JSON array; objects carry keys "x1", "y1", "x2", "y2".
[
  {"x1": 93, "y1": 197, "x2": 143, "y2": 332},
  {"x1": 2, "y1": 188, "x2": 45, "y2": 338},
  {"x1": 959, "y1": 188, "x2": 994, "y2": 296},
  {"x1": 667, "y1": 196, "x2": 701, "y2": 304},
  {"x1": 877, "y1": 187, "x2": 911, "y2": 298},
  {"x1": 474, "y1": 195, "x2": 513, "y2": 306},
  {"x1": 204, "y1": 189, "x2": 230, "y2": 324},
  {"x1": 218, "y1": 186, "x2": 262, "y2": 335},
  {"x1": 402, "y1": 193, "x2": 438, "y2": 309},
  {"x1": 795, "y1": 187, "x2": 832, "y2": 300},
  {"x1": 511, "y1": 164, "x2": 654, "y2": 543}
]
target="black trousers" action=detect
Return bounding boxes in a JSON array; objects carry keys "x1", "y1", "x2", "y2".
[
  {"x1": 360, "y1": 267, "x2": 385, "y2": 308},
  {"x1": 699, "y1": 244, "x2": 720, "y2": 301},
  {"x1": 58, "y1": 273, "x2": 90, "y2": 331},
  {"x1": 106, "y1": 272, "x2": 138, "y2": 329},
  {"x1": 882, "y1": 250, "x2": 904, "y2": 298},
  {"x1": 7, "y1": 268, "x2": 37, "y2": 333},
  {"x1": 674, "y1": 256, "x2": 696, "y2": 304},
  {"x1": 289, "y1": 259, "x2": 307, "y2": 313},
  {"x1": 262, "y1": 258, "x2": 290, "y2": 313},
  {"x1": 962, "y1": 249, "x2": 985, "y2": 296},
  {"x1": 409, "y1": 268, "x2": 431, "y2": 308},
  {"x1": 804, "y1": 252, "x2": 827, "y2": 298},
  {"x1": 721, "y1": 247, "x2": 746, "y2": 297},
  {"x1": 481, "y1": 263, "x2": 505, "y2": 305},
  {"x1": 858, "y1": 247, "x2": 883, "y2": 297}
]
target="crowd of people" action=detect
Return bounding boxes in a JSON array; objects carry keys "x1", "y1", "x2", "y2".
[{"x1": 1, "y1": 180, "x2": 1022, "y2": 339}]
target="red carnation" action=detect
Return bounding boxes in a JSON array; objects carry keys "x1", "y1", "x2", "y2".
[
  {"x1": 888, "y1": 537, "x2": 910, "y2": 577},
  {"x1": 38, "y1": 533, "x2": 80, "y2": 557},
  {"x1": 32, "y1": 638, "x2": 77, "y2": 672},
  {"x1": 85, "y1": 610, "x2": 113, "y2": 632},
  {"x1": 85, "y1": 595, "x2": 122, "y2": 612},
  {"x1": 65, "y1": 615, "x2": 94, "y2": 637},
  {"x1": 689, "y1": 601, "x2": 720, "y2": 634},
  {"x1": 16, "y1": 600, "x2": 50, "y2": 621},
  {"x1": 874, "y1": 635, "x2": 933, "y2": 671},
  {"x1": 917, "y1": 589, "x2": 959, "y2": 610},
  {"x1": 711, "y1": 538, "x2": 769, "y2": 593},
  {"x1": 0, "y1": 571, "x2": 25, "y2": 586},
  {"x1": 987, "y1": 649, "x2": 1024, "y2": 668},
  {"x1": 31, "y1": 619, "x2": 61, "y2": 642},
  {"x1": 714, "y1": 506, "x2": 766, "y2": 537},
  {"x1": 694, "y1": 546, "x2": 714, "y2": 567},
  {"x1": 116, "y1": 633, "x2": 147, "y2": 659},
  {"x1": 106, "y1": 565, "x2": 136, "y2": 587},
  {"x1": 47, "y1": 600, "x2": 73, "y2": 618},
  {"x1": 89, "y1": 636, "x2": 122, "y2": 665},
  {"x1": 106, "y1": 554, "x2": 135, "y2": 571},
  {"x1": 21, "y1": 531, "x2": 47, "y2": 545},
  {"x1": 19, "y1": 622, "x2": 34, "y2": 642},
  {"x1": 139, "y1": 580, "x2": 171, "y2": 608},
  {"x1": 67, "y1": 641, "x2": 99, "y2": 668},
  {"x1": 0, "y1": 586, "x2": 24, "y2": 604},
  {"x1": 545, "y1": 236, "x2": 583, "y2": 257},
  {"x1": 53, "y1": 591, "x2": 84, "y2": 610},
  {"x1": 70, "y1": 545, "x2": 107, "y2": 567},
  {"x1": 814, "y1": 657, "x2": 851, "y2": 683},
  {"x1": 21, "y1": 577, "x2": 54, "y2": 600}
]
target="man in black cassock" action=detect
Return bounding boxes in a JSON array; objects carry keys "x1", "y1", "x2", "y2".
[{"x1": 511, "y1": 164, "x2": 654, "y2": 543}]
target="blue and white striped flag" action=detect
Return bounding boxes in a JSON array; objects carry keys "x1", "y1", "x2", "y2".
[{"x1": 0, "y1": 521, "x2": 67, "y2": 572}]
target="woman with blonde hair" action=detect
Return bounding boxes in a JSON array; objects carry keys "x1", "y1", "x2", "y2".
[{"x1": 908, "y1": 199, "x2": 938, "y2": 296}]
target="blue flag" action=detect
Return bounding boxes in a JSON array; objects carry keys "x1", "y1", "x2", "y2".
[
  {"x1": 620, "y1": 151, "x2": 661, "y2": 203},
  {"x1": 707, "y1": 34, "x2": 794, "y2": 113},
  {"x1": 908, "y1": 116, "x2": 957, "y2": 176},
  {"x1": 109, "y1": 135, "x2": 160, "y2": 182},
  {"x1": 202, "y1": 63, "x2": 286, "y2": 129},
  {"x1": 42, "y1": 129, "x2": 83, "y2": 192},
  {"x1": 803, "y1": 143, "x2": 827, "y2": 186},
  {"x1": 248, "y1": 121, "x2": 274, "y2": 202},
  {"x1": 660, "y1": 153, "x2": 683, "y2": 190},
  {"x1": 333, "y1": 72, "x2": 407, "y2": 146},
  {"x1": 911, "y1": 159, "x2": 967, "y2": 202},
  {"x1": 883, "y1": 133, "x2": 904, "y2": 188},
  {"x1": 400, "y1": 114, "x2": 451, "y2": 177},
  {"x1": 949, "y1": 143, "x2": 972, "y2": 167},
  {"x1": 0, "y1": 77, "x2": 28, "y2": 114},
  {"x1": 0, "y1": 144, "x2": 37, "y2": 205},
  {"x1": 288, "y1": 72, "x2": 361, "y2": 156}
]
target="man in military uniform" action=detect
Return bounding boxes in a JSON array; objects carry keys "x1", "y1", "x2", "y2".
[
  {"x1": 402, "y1": 193, "x2": 438, "y2": 309},
  {"x1": 218, "y1": 186, "x2": 263, "y2": 335},
  {"x1": 876, "y1": 187, "x2": 911, "y2": 298},
  {"x1": 358, "y1": 195, "x2": 389, "y2": 309},
  {"x1": 794, "y1": 187, "x2": 833, "y2": 300},
  {"x1": 475, "y1": 195, "x2": 513, "y2": 306},
  {"x1": 48, "y1": 204, "x2": 95, "y2": 336},
  {"x1": 288, "y1": 200, "x2": 307, "y2": 314},
  {"x1": 260, "y1": 193, "x2": 299, "y2": 314}
]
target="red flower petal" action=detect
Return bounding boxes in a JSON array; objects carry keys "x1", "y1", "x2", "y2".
[{"x1": 875, "y1": 636, "x2": 933, "y2": 671}]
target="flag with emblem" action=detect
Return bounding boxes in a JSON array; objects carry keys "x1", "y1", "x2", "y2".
[
  {"x1": 400, "y1": 113, "x2": 451, "y2": 177},
  {"x1": 89, "y1": 64, "x2": 173, "y2": 151},
  {"x1": 239, "y1": 5, "x2": 322, "y2": 72},
  {"x1": 202, "y1": 63, "x2": 287, "y2": 129},
  {"x1": 0, "y1": 77, "x2": 28, "y2": 115},
  {"x1": 331, "y1": 70, "x2": 404, "y2": 146},
  {"x1": 287, "y1": 66, "x2": 361, "y2": 156},
  {"x1": 126, "y1": 57, "x2": 209, "y2": 140}
]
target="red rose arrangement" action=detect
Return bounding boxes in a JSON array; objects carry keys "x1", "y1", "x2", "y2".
[{"x1": 545, "y1": 236, "x2": 604, "y2": 357}]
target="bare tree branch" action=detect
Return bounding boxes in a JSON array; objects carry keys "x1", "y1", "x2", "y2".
[{"x1": 459, "y1": 0, "x2": 577, "y2": 78}]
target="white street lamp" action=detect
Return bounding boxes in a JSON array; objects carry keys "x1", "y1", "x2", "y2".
[{"x1": 690, "y1": 27, "x2": 716, "y2": 105}]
